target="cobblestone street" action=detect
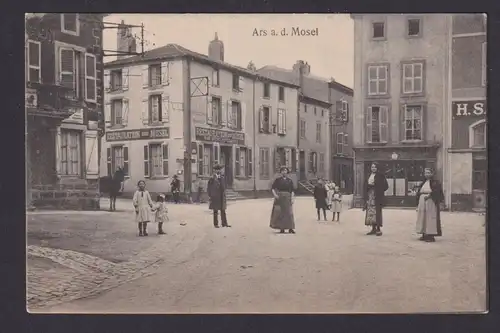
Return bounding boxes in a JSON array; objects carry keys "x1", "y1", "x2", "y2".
[{"x1": 27, "y1": 198, "x2": 486, "y2": 313}]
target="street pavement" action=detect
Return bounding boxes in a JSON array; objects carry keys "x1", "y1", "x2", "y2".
[{"x1": 27, "y1": 197, "x2": 486, "y2": 313}]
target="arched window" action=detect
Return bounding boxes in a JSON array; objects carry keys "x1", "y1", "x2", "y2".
[{"x1": 469, "y1": 120, "x2": 486, "y2": 148}]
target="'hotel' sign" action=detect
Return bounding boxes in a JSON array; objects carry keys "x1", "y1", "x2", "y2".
[
  {"x1": 452, "y1": 101, "x2": 486, "y2": 119},
  {"x1": 106, "y1": 127, "x2": 170, "y2": 142}
]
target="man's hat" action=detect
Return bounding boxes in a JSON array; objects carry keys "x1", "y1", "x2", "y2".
[{"x1": 213, "y1": 164, "x2": 223, "y2": 170}]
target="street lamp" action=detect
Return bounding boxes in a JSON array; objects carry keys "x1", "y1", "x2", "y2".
[{"x1": 391, "y1": 152, "x2": 399, "y2": 160}]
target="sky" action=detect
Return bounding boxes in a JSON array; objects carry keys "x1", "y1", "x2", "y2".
[{"x1": 103, "y1": 14, "x2": 354, "y2": 88}]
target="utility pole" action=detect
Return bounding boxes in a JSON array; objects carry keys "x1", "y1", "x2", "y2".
[{"x1": 183, "y1": 57, "x2": 192, "y2": 200}]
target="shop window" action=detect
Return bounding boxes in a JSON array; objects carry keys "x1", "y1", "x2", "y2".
[
  {"x1": 235, "y1": 147, "x2": 252, "y2": 177},
  {"x1": 107, "y1": 146, "x2": 129, "y2": 177},
  {"x1": 144, "y1": 143, "x2": 168, "y2": 178}
]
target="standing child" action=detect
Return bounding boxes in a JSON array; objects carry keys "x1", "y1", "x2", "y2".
[
  {"x1": 331, "y1": 186, "x2": 343, "y2": 222},
  {"x1": 133, "y1": 180, "x2": 153, "y2": 236},
  {"x1": 152, "y1": 194, "x2": 168, "y2": 235}
]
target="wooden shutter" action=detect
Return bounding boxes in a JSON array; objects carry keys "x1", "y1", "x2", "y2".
[
  {"x1": 240, "y1": 102, "x2": 246, "y2": 130},
  {"x1": 162, "y1": 96, "x2": 170, "y2": 123},
  {"x1": 337, "y1": 132, "x2": 343, "y2": 154},
  {"x1": 123, "y1": 146, "x2": 129, "y2": 176},
  {"x1": 345, "y1": 103, "x2": 350, "y2": 122},
  {"x1": 104, "y1": 69, "x2": 111, "y2": 92},
  {"x1": 105, "y1": 102, "x2": 112, "y2": 127},
  {"x1": 220, "y1": 99, "x2": 227, "y2": 126},
  {"x1": 291, "y1": 148, "x2": 297, "y2": 172},
  {"x1": 119, "y1": 69, "x2": 128, "y2": 92},
  {"x1": 248, "y1": 148, "x2": 253, "y2": 177},
  {"x1": 380, "y1": 106, "x2": 388, "y2": 143},
  {"x1": 259, "y1": 107, "x2": 264, "y2": 132},
  {"x1": 212, "y1": 69, "x2": 218, "y2": 86},
  {"x1": 162, "y1": 144, "x2": 169, "y2": 176},
  {"x1": 207, "y1": 99, "x2": 213, "y2": 125},
  {"x1": 142, "y1": 65, "x2": 149, "y2": 88},
  {"x1": 122, "y1": 99, "x2": 129, "y2": 126},
  {"x1": 366, "y1": 106, "x2": 373, "y2": 143},
  {"x1": 142, "y1": 98, "x2": 149, "y2": 125},
  {"x1": 227, "y1": 100, "x2": 233, "y2": 129},
  {"x1": 106, "y1": 147, "x2": 112, "y2": 176},
  {"x1": 344, "y1": 134, "x2": 349, "y2": 151},
  {"x1": 336, "y1": 101, "x2": 343, "y2": 121},
  {"x1": 143, "y1": 145, "x2": 149, "y2": 177},
  {"x1": 213, "y1": 143, "x2": 220, "y2": 167},
  {"x1": 161, "y1": 62, "x2": 169, "y2": 85},
  {"x1": 235, "y1": 147, "x2": 241, "y2": 176},
  {"x1": 282, "y1": 109, "x2": 287, "y2": 134},
  {"x1": 198, "y1": 143, "x2": 204, "y2": 175},
  {"x1": 239, "y1": 76, "x2": 245, "y2": 92},
  {"x1": 274, "y1": 148, "x2": 280, "y2": 173}
]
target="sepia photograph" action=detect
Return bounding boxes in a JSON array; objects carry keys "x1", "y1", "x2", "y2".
[{"x1": 25, "y1": 13, "x2": 487, "y2": 313}]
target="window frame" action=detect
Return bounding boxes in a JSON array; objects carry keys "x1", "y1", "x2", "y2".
[
  {"x1": 336, "y1": 132, "x2": 345, "y2": 154},
  {"x1": 232, "y1": 74, "x2": 240, "y2": 91},
  {"x1": 367, "y1": 64, "x2": 389, "y2": 97},
  {"x1": 402, "y1": 104, "x2": 424, "y2": 142},
  {"x1": 149, "y1": 63, "x2": 162, "y2": 87},
  {"x1": 84, "y1": 53, "x2": 97, "y2": 102},
  {"x1": 111, "y1": 98, "x2": 124, "y2": 126},
  {"x1": 366, "y1": 105, "x2": 389, "y2": 144},
  {"x1": 319, "y1": 153, "x2": 325, "y2": 173},
  {"x1": 259, "y1": 147, "x2": 270, "y2": 179},
  {"x1": 212, "y1": 68, "x2": 220, "y2": 87},
  {"x1": 277, "y1": 108, "x2": 286, "y2": 135},
  {"x1": 208, "y1": 95, "x2": 223, "y2": 126},
  {"x1": 371, "y1": 20, "x2": 386, "y2": 40},
  {"x1": 110, "y1": 69, "x2": 123, "y2": 91},
  {"x1": 149, "y1": 94, "x2": 163, "y2": 124},
  {"x1": 146, "y1": 143, "x2": 168, "y2": 178},
  {"x1": 61, "y1": 13, "x2": 80, "y2": 36},
  {"x1": 299, "y1": 118, "x2": 306, "y2": 139},
  {"x1": 401, "y1": 60, "x2": 425, "y2": 95},
  {"x1": 263, "y1": 83, "x2": 271, "y2": 99},
  {"x1": 278, "y1": 86, "x2": 285, "y2": 102},
  {"x1": 27, "y1": 40, "x2": 41, "y2": 83},
  {"x1": 60, "y1": 129, "x2": 81, "y2": 177},
  {"x1": 316, "y1": 121, "x2": 322, "y2": 143},
  {"x1": 407, "y1": 17, "x2": 422, "y2": 38},
  {"x1": 109, "y1": 145, "x2": 130, "y2": 177},
  {"x1": 58, "y1": 46, "x2": 75, "y2": 91},
  {"x1": 469, "y1": 119, "x2": 487, "y2": 148},
  {"x1": 482, "y1": 42, "x2": 487, "y2": 87}
]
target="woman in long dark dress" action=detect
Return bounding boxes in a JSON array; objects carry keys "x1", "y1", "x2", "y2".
[
  {"x1": 415, "y1": 167, "x2": 444, "y2": 242},
  {"x1": 270, "y1": 166, "x2": 296, "y2": 234},
  {"x1": 313, "y1": 178, "x2": 328, "y2": 221},
  {"x1": 363, "y1": 162, "x2": 389, "y2": 236}
]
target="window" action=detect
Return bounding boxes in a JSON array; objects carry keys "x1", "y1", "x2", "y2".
[
  {"x1": 111, "y1": 99, "x2": 123, "y2": 126},
  {"x1": 263, "y1": 83, "x2": 270, "y2": 98},
  {"x1": 27, "y1": 40, "x2": 41, "y2": 83},
  {"x1": 59, "y1": 48, "x2": 75, "y2": 91},
  {"x1": 407, "y1": 18, "x2": 421, "y2": 37},
  {"x1": 149, "y1": 64, "x2": 162, "y2": 87},
  {"x1": 259, "y1": 148, "x2": 270, "y2": 179},
  {"x1": 208, "y1": 96, "x2": 222, "y2": 125},
  {"x1": 482, "y1": 42, "x2": 487, "y2": 86},
  {"x1": 259, "y1": 106, "x2": 271, "y2": 133},
  {"x1": 232, "y1": 74, "x2": 240, "y2": 91},
  {"x1": 143, "y1": 63, "x2": 168, "y2": 88},
  {"x1": 321, "y1": 109, "x2": 324, "y2": 117},
  {"x1": 149, "y1": 94, "x2": 163, "y2": 123},
  {"x1": 319, "y1": 153, "x2": 325, "y2": 173},
  {"x1": 304, "y1": 104, "x2": 308, "y2": 113},
  {"x1": 85, "y1": 54, "x2": 97, "y2": 102},
  {"x1": 144, "y1": 144, "x2": 168, "y2": 177},
  {"x1": 366, "y1": 106, "x2": 389, "y2": 143},
  {"x1": 212, "y1": 69, "x2": 220, "y2": 86},
  {"x1": 372, "y1": 22, "x2": 385, "y2": 39},
  {"x1": 300, "y1": 119, "x2": 306, "y2": 139},
  {"x1": 228, "y1": 100, "x2": 242, "y2": 129},
  {"x1": 110, "y1": 69, "x2": 123, "y2": 90},
  {"x1": 472, "y1": 158, "x2": 487, "y2": 191},
  {"x1": 277, "y1": 109, "x2": 286, "y2": 135},
  {"x1": 309, "y1": 152, "x2": 318, "y2": 173},
  {"x1": 404, "y1": 105, "x2": 423, "y2": 141},
  {"x1": 337, "y1": 132, "x2": 349, "y2": 154},
  {"x1": 471, "y1": 121, "x2": 486, "y2": 148},
  {"x1": 235, "y1": 147, "x2": 251, "y2": 177},
  {"x1": 60, "y1": 130, "x2": 81, "y2": 176},
  {"x1": 402, "y1": 62, "x2": 424, "y2": 94},
  {"x1": 314, "y1": 107, "x2": 317, "y2": 115},
  {"x1": 107, "y1": 146, "x2": 129, "y2": 177},
  {"x1": 368, "y1": 65, "x2": 388, "y2": 96},
  {"x1": 316, "y1": 122, "x2": 322, "y2": 143},
  {"x1": 197, "y1": 144, "x2": 213, "y2": 176},
  {"x1": 61, "y1": 14, "x2": 79, "y2": 35},
  {"x1": 278, "y1": 86, "x2": 285, "y2": 101},
  {"x1": 341, "y1": 100, "x2": 349, "y2": 122}
]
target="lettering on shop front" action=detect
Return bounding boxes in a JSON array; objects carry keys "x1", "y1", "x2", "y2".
[
  {"x1": 106, "y1": 127, "x2": 170, "y2": 142},
  {"x1": 195, "y1": 127, "x2": 245, "y2": 145},
  {"x1": 452, "y1": 101, "x2": 486, "y2": 119}
]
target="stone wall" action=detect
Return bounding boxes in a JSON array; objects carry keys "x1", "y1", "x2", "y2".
[{"x1": 30, "y1": 183, "x2": 100, "y2": 210}]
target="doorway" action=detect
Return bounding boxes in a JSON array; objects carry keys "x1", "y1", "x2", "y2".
[
  {"x1": 472, "y1": 156, "x2": 487, "y2": 211},
  {"x1": 299, "y1": 150, "x2": 306, "y2": 180},
  {"x1": 220, "y1": 145, "x2": 233, "y2": 188}
]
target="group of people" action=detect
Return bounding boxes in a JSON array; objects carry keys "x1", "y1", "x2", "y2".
[{"x1": 131, "y1": 161, "x2": 445, "y2": 243}]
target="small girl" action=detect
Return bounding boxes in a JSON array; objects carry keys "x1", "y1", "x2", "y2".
[
  {"x1": 152, "y1": 194, "x2": 169, "y2": 235},
  {"x1": 133, "y1": 180, "x2": 153, "y2": 236},
  {"x1": 331, "y1": 186, "x2": 342, "y2": 222}
]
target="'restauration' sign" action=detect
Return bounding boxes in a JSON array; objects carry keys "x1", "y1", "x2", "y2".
[
  {"x1": 106, "y1": 127, "x2": 170, "y2": 142},
  {"x1": 195, "y1": 127, "x2": 245, "y2": 145},
  {"x1": 452, "y1": 100, "x2": 486, "y2": 119}
]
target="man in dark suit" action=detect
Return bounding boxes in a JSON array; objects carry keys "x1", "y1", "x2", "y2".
[{"x1": 207, "y1": 164, "x2": 231, "y2": 228}]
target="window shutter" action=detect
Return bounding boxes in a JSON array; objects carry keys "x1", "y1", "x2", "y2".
[
  {"x1": 104, "y1": 69, "x2": 111, "y2": 92},
  {"x1": 239, "y1": 76, "x2": 245, "y2": 92},
  {"x1": 213, "y1": 143, "x2": 219, "y2": 166},
  {"x1": 207, "y1": 99, "x2": 213, "y2": 125},
  {"x1": 285, "y1": 148, "x2": 291, "y2": 169},
  {"x1": 227, "y1": 100, "x2": 233, "y2": 129},
  {"x1": 272, "y1": 148, "x2": 277, "y2": 173},
  {"x1": 380, "y1": 106, "x2": 388, "y2": 142},
  {"x1": 162, "y1": 96, "x2": 170, "y2": 123},
  {"x1": 259, "y1": 107, "x2": 264, "y2": 132},
  {"x1": 344, "y1": 134, "x2": 349, "y2": 148},
  {"x1": 268, "y1": 106, "x2": 273, "y2": 131},
  {"x1": 143, "y1": 145, "x2": 149, "y2": 177},
  {"x1": 142, "y1": 99, "x2": 149, "y2": 125},
  {"x1": 336, "y1": 101, "x2": 343, "y2": 121},
  {"x1": 106, "y1": 147, "x2": 112, "y2": 176},
  {"x1": 162, "y1": 144, "x2": 169, "y2": 176},
  {"x1": 248, "y1": 148, "x2": 253, "y2": 177},
  {"x1": 105, "y1": 102, "x2": 112, "y2": 127},
  {"x1": 366, "y1": 106, "x2": 373, "y2": 143},
  {"x1": 345, "y1": 103, "x2": 350, "y2": 122},
  {"x1": 122, "y1": 68, "x2": 129, "y2": 91},
  {"x1": 122, "y1": 99, "x2": 129, "y2": 126},
  {"x1": 220, "y1": 99, "x2": 227, "y2": 126},
  {"x1": 59, "y1": 48, "x2": 74, "y2": 88},
  {"x1": 283, "y1": 109, "x2": 287, "y2": 134},
  {"x1": 234, "y1": 147, "x2": 240, "y2": 176},
  {"x1": 123, "y1": 146, "x2": 129, "y2": 176},
  {"x1": 160, "y1": 62, "x2": 169, "y2": 85},
  {"x1": 142, "y1": 65, "x2": 149, "y2": 88},
  {"x1": 240, "y1": 102, "x2": 246, "y2": 130},
  {"x1": 198, "y1": 143, "x2": 204, "y2": 175}
]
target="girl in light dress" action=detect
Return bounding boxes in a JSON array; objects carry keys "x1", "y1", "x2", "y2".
[
  {"x1": 152, "y1": 194, "x2": 169, "y2": 235},
  {"x1": 133, "y1": 180, "x2": 153, "y2": 237},
  {"x1": 331, "y1": 186, "x2": 343, "y2": 222}
]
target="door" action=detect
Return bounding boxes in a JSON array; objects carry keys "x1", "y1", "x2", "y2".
[
  {"x1": 472, "y1": 157, "x2": 487, "y2": 211},
  {"x1": 299, "y1": 151, "x2": 306, "y2": 180},
  {"x1": 220, "y1": 146, "x2": 233, "y2": 188}
]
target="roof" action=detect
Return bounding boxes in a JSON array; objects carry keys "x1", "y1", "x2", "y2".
[
  {"x1": 104, "y1": 43, "x2": 299, "y2": 88},
  {"x1": 257, "y1": 65, "x2": 353, "y2": 104}
]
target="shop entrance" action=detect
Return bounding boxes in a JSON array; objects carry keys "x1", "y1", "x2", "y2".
[
  {"x1": 220, "y1": 145, "x2": 233, "y2": 188},
  {"x1": 472, "y1": 156, "x2": 487, "y2": 212}
]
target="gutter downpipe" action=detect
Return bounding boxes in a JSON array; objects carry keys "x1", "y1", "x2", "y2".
[{"x1": 252, "y1": 77, "x2": 257, "y2": 198}]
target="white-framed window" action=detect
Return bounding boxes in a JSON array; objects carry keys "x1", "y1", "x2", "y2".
[
  {"x1": 144, "y1": 143, "x2": 168, "y2": 178},
  {"x1": 368, "y1": 65, "x2": 388, "y2": 96},
  {"x1": 336, "y1": 132, "x2": 349, "y2": 154},
  {"x1": 407, "y1": 18, "x2": 422, "y2": 37},
  {"x1": 278, "y1": 86, "x2": 285, "y2": 102},
  {"x1": 372, "y1": 21, "x2": 386, "y2": 39},
  {"x1": 108, "y1": 68, "x2": 129, "y2": 91},
  {"x1": 59, "y1": 47, "x2": 75, "y2": 90},
  {"x1": 300, "y1": 118, "x2": 306, "y2": 139},
  {"x1": 259, "y1": 106, "x2": 271, "y2": 133},
  {"x1": 27, "y1": 40, "x2": 41, "y2": 83},
  {"x1": 316, "y1": 122, "x2": 322, "y2": 143},
  {"x1": 149, "y1": 64, "x2": 162, "y2": 87},
  {"x1": 482, "y1": 42, "x2": 487, "y2": 86},
  {"x1": 232, "y1": 74, "x2": 240, "y2": 91},
  {"x1": 228, "y1": 100, "x2": 242, "y2": 130},
  {"x1": 212, "y1": 69, "x2": 220, "y2": 87},
  {"x1": 61, "y1": 14, "x2": 79, "y2": 36},
  {"x1": 111, "y1": 99, "x2": 123, "y2": 126},
  {"x1": 366, "y1": 106, "x2": 389, "y2": 143},
  {"x1": 208, "y1": 96, "x2": 222, "y2": 125},
  {"x1": 263, "y1": 83, "x2": 270, "y2": 98},
  {"x1": 259, "y1": 147, "x2": 270, "y2": 179},
  {"x1": 470, "y1": 120, "x2": 486, "y2": 148},
  {"x1": 142, "y1": 63, "x2": 169, "y2": 88},
  {"x1": 85, "y1": 54, "x2": 97, "y2": 102},
  {"x1": 235, "y1": 147, "x2": 252, "y2": 177},
  {"x1": 60, "y1": 130, "x2": 81, "y2": 176},
  {"x1": 277, "y1": 108, "x2": 286, "y2": 135},
  {"x1": 145, "y1": 94, "x2": 169, "y2": 124},
  {"x1": 402, "y1": 62, "x2": 424, "y2": 94},
  {"x1": 107, "y1": 145, "x2": 129, "y2": 177},
  {"x1": 404, "y1": 104, "x2": 423, "y2": 141}
]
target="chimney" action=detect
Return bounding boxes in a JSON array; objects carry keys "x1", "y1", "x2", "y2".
[
  {"x1": 117, "y1": 20, "x2": 137, "y2": 59},
  {"x1": 208, "y1": 32, "x2": 224, "y2": 62}
]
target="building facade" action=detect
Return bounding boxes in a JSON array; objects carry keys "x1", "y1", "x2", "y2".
[
  {"x1": 351, "y1": 14, "x2": 451, "y2": 207},
  {"x1": 448, "y1": 14, "x2": 487, "y2": 211},
  {"x1": 26, "y1": 13, "x2": 104, "y2": 209},
  {"x1": 102, "y1": 32, "x2": 299, "y2": 198}
]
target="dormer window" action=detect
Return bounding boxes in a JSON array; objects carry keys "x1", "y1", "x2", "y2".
[{"x1": 61, "y1": 14, "x2": 79, "y2": 36}]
